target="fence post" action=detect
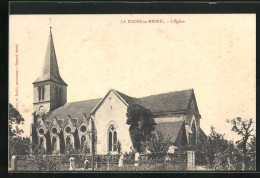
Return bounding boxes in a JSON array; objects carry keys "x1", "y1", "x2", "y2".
[
  {"x1": 187, "y1": 151, "x2": 195, "y2": 170},
  {"x1": 95, "y1": 157, "x2": 98, "y2": 169},
  {"x1": 107, "y1": 155, "x2": 110, "y2": 171},
  {"x1": 84, "y1": 159, "x2": 89, "y2": 170},
  {"x1": 118, "y1": 154, "x2": 124, "y2": 168},
  {"x1": 10, "y1": 155, "x2": 18, "y2": 171},
  {"x1": 135, "y1": 152, "x2": 139, "y2": 167},
  {"x1": 69, "y1": 157, "x2": 75, "y2": 171}
]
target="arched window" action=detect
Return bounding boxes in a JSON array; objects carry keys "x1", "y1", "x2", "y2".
[
  {"x1": 65, "y1": 127, "x2": 71, "y2": 134},
  {"x1": 81, "y1": 135, "x2": 86, "y2": 144},
  {"x1": 113, "y1": 132, "x2": 117, "y2": 151},
  {"x1": 80, "y1": 125, "x2": 87, "y2": 133},
  {"x1": 108, "y1": 125, "x2": 117, "y2": 152},
  {"x1": 41, "y1": 86, "x2": 45, "y2": 100},
  {"x1": 39, "y1": 137, "x2": 44, "y2": 148},
  {"x1": 38, "y1": 137, "x2": 46, "y2": 154},
  {"x1": 39, "y1": 128, "x2": 44, "y2": 135},
  {"x1": 52, "y1": 128, "x2": 57, "y2": 134},
  {"x1": 52, "y1": 137, "x2": 57, "y2": 152},
  {"x1": 190, "y1": 122, "x2": 196, "y2": 146},
  {"x1": 109, "y1": 132, "x2": 112, "y2": 151},
  {"x1": 81, "y1": 135, "x2": 86, "y2": 150},
  {"x1": 38, "y1": 87, "x2": 42, "y2": 101},
  {"x1": 37, "y1": 86, "x2": 45, "y2": 101},
  {"x1": 66, "y1": 136, "x2": 71, "y2": 145},
  {"x1": 55, "y1": 87, "x2": 62, "y2": 103}
]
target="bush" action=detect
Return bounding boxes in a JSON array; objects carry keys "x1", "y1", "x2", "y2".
[
  {"x1": 32, "y1": 144, "x2": 46, "y2": 155},
  {"x1": 142, "y1": 130, "x2": 170, "y2": 158},
  {"x1": 65, "y1": 143, "x2": 75, "y2": 154},
  {"x1": 9, "y1": 137, "x2": 30, "y2": 161}
]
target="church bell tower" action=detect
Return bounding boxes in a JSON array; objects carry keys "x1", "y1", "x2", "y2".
[{"x1": 32, "y1": 26, "x2": 68, "y2": 115}]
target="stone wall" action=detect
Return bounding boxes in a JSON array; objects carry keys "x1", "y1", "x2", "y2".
[
  {"x1": 94, "y1": 90, "x2": 132, "y2": 154},
  {"x1": 10, "y1": 151, "x2": 195, "y2": 171}
]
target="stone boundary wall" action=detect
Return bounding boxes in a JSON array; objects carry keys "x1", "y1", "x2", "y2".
[{"x1": 10, "y1": 151, "x2": 195, "y2": 171}]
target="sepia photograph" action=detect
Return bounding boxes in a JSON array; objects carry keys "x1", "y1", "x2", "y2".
[{"x1": 9, "y1": 14, "x2": 256, "y2": 171}]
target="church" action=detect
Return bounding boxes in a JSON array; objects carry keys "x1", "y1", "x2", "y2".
[{"x1": 30, "y1": 27, "x2": 204, "y2": 155}]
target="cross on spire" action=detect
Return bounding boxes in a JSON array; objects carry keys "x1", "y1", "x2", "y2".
[{"x1": 49, "y1": 18, "x2": 52, "y2": 32}]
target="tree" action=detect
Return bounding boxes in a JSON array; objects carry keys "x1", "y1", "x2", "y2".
[
  {"x1": 247, "y1": 135, "x2": 256, "y2": 170},
  {"x1": 126, "y1": 104, "x2": 156, "y2": 152},
  {"x1": 143, "y1": 129, "x2": 170, "y2": 158},
  {"x1": 248, "y1": 135, "x2": 256, "y2": 153},
  {"x1": 9, "y1": 103, "x2": 24, "y2": 137},
  {"x1": 199, "y1": 126, "x2": 234, "y2": 168},
  {"x1": 9, "y1": 103, "x2": 30, "y2": 161},
  {"x1": 9, "y1": 137, "x2": 31, "y2": 159},
  {"x1": 226, "y1": 117, "x2": 255, "y2": 170}
]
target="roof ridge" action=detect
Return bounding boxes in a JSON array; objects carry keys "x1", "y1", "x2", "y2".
[
  {"x1": 65, "y1": 98, "x2": 102, "y2": 105},
  {"x1": 138, "y1": 88, "x2": 193, "y2": 99},
  {"x1": 86, "y1": 88, "x2": 193, "y2": 102},
  {"x1": 115, "y1": 90, "x2": 138, "y2": 99}
]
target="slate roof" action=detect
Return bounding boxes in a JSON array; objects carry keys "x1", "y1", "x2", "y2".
[
  {"x1": 116, "y1": 90, "x2": 142, "y2": 105},
  {"x1": 57, "y1": 119, "x2": 63, "y2": 127},
  {"x1": 199, "y1": 127, "x2": 207, "y2": 141},
  {"x1": 117, "y1": 89, "x2": 193, "y2": 113},
  {"x1": 33, "y1": 29, "x2": 67, "y2": 85},
  {"x1": 45, "y1": 98, "x2": 101, "y2": 124},
  {"x1": 139, "y1": 90, "x2": 192, "y2": 113},
  {"x1": 154, "y1": 120, "x2": 185, "y2": 143},
  {"x1": 44, "y1": 89, "x2": 193, "y2": 128}
]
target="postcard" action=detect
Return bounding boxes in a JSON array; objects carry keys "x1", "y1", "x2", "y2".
[{"x1": 9, "y1": 14, "x2": 256, "y2": 171}]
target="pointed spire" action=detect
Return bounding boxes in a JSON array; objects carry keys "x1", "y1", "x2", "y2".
[
  {"x1": 33, "y1": 25, "x2": 67, "y2": 86},
  {"x1": 49, "y1": 18, "x2": 52, "y2": 32}
]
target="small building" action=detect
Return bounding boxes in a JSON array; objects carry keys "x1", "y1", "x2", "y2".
[{"x1": 31, "y1": 28, "x2": 204, "y2": 155}]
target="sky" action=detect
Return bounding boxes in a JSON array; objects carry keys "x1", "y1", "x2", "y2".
[{"x1": 9, "y1": 14, "x2": 256, "y2": 141}]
